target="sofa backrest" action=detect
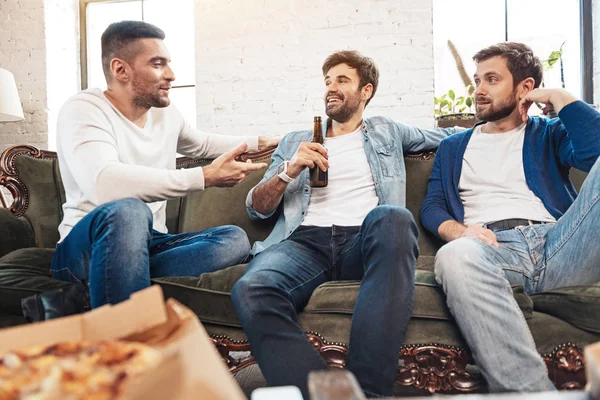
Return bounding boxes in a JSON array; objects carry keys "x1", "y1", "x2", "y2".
[{"x1": 1, "y1": 145, "x2": 589, "y2": 257}]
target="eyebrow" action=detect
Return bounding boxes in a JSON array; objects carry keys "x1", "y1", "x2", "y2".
[
  {"x1": 149, "y1": 56, "x2": 169, "y2": 63},
  {"x1": 473, "y1": 72, "x2": 500, "y2": 79},
  {"x1": 324, "y1": 74, "x2": 352, "y2": 81}
]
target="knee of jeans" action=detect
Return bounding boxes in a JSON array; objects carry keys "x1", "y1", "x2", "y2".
[
  {"x1": 97, "y1": 198, "x2": 152, "y2": 232},
  {"x1": 434, "y1": 238, "x2": 486, "y2": 285},
  {"x1": 219, "y1": 225, "x2": 251, "y2": 265},
  {"x1": 364, "y1": 206, "x2": 416, "y2": 233},
  {"x1": 232, "y1": 273, "x2": 279, "y2": 312}
]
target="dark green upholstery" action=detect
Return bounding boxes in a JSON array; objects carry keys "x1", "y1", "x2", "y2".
[
  {"x1": 0, "y1": 248, "x2": 70, "y2": 315},
  {"x1": 0, "y1": 146, "x2": 599, "y2": 391}
]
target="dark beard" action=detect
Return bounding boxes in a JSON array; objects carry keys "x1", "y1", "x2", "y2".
[
  {"x1": 325, "y1": 92, "x2": 362, "y2": 123},
  {"x1": 132, "y1": 92, "x2": 169, "y2": 108},
  {"x1": 131, "y1": 73, "x2": 170, "y2": 108},
  {"x1": 476, "y1": 91, "x2": 518, "y2": 122}
]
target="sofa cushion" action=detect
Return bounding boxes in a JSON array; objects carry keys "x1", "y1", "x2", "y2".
[
  {"x1": 531, "y1": 282, "x2": 600, "y2": 334},
  {"x1": 0, "y1": 248, "x2": 72, "y2": 315},
  {"x1": 154, "y1": 258, "x2": 534, "y2": 330}
]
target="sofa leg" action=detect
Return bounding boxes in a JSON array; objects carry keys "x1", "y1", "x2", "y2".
[
  {"x1": 543, "y1": 343, "x2": 586, "y2": 390},
  {"x1": 210, "y1": 333, "x2": 587, "y2": 393},
  {"x1": 397, "y1": 344, "x2": 482, "y2": 393}
]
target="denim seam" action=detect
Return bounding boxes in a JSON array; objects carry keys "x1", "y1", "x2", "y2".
[
  {"x1": 546, "y1": 192, "x2": 600, "y2": 261},
  {"x1": 500, "y1": 267, "x2": 538, "y2": 351},
  {"x1": 158, "y1": 231, "x2": 212, "y2": 248},
  {"x1": 52, "y1": 267, "x2": 83, "y2": 284},
  {"x1": 287, "y1": 269, "x2": 330, "y2": 310}
]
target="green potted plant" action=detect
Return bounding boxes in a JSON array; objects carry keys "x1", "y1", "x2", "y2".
[
  {"x1": 435, "y1": 85, "x2": 478, "y2": 128},
  {"x1": 435, "y1": 40, "x2": 478, "y2": 129}
]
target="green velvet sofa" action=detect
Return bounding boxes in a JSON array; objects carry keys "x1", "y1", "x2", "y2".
[{"x1": 0, "y1": 144, "x2": 599, "y2": 396}]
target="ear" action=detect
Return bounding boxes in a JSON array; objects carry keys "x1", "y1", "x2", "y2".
[
  {"x1": 361, "y1": 83, "x2": 373, "y2": 103},
  {"x1": 109, "y1": 58, "x2": 130, "y2": 83},
  {"x1": 518, "y1": 77, "x2": 536, "y2": 98}
]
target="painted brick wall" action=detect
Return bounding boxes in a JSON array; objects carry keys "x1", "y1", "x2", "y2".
[
  {"x1": 0, "y1": 0, "x2": 49, "y2": 151},
  {"x1": 194, "y1": 0, "x2": 436, "y2": 136}
]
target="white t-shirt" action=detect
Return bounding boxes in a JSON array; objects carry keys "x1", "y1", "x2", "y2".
[
  {"x1": 459, "y1": 123, "x2": 555, "y2": 226},
  {"x1": 56, "y1": 88, "x2": 258, "y2": 242},
  {"x1": 301, "y1": 127, "x2": 379, "y2": 227}
]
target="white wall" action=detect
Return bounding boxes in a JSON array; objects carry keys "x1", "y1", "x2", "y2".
[
  {"x1": 45, "y1": 0, "x2": 80, "y2": 150},
  {"x1": 194, "y1": 0, "x2": 436, "y2": 136},
  {"x1": 0, "y1": 0, "x2": 49, "y2": 150}
]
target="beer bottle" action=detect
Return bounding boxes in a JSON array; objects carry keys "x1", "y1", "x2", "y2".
[{"x1": 309, "y1": 116, "x2": 328, "y2": 187}]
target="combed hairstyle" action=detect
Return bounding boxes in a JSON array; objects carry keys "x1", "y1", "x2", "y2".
[
  {"x1": 322, "y1": 50, "x2": 379, "y2": 107},
  {"x1": 473, "y1": 42, "x2": 543, "y2": 89},
  {"x1": 101, "y1": 20, "x2": 165, "y2": 81}
]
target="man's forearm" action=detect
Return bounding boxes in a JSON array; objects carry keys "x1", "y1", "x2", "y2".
[
  {"x1": 550, "y1": 89, "x2": 577, "y2": 114},
  {"x1": 438, "y1": 220, "x2": 467, "y2": 242},
  {"x1": 251, "y1": 175, "x2": 288, "y2": 216}
]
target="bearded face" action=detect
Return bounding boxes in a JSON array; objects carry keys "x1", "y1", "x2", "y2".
[
  {"x1": 324, "y1": 87, "x2": 363, "y2": 123},
  {"x1": 475, "y1": 87, "x2": 519, "y2": 122}
]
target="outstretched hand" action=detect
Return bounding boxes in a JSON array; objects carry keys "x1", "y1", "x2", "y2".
[{"x1": 204, "y1": 143, "x2": 268, "y2": 188}]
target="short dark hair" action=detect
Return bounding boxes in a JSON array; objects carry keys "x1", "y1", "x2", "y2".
[
  {"x1": 322, "y1": 50, "x2": 379, "y2": 107},
  {"x1": 101, "y1": 20, "x2": 165, "y2": 81},
  {"x1": 473, "y1": 42, "x2": 543, "y2": 89}
]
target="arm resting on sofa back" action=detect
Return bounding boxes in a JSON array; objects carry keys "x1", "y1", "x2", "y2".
[{"x1": 0, "y1": 208, "x2": 36, "y2": 259}]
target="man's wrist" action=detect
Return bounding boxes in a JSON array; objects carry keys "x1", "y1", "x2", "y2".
[
  {"x1": 439, "y1": 220, "x2": 466, "y2": 242},
  {"x1": 277, "y1": 161, "x2": 295, "y2": 183}
]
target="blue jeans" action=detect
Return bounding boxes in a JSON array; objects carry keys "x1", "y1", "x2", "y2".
[
  {"x1": 231, "y1": 205, "x2": 419, "y2": 399},
  {"x1": 435, "y1": 156, "x2": 600, "y2": 392},
  {"x1": 51, "y1": 198, "x2": 251, "y2": 308}
]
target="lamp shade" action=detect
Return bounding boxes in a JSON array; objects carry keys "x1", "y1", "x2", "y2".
[{"x1": 0, "y1": 68, "x2": 24, "y2": 122}]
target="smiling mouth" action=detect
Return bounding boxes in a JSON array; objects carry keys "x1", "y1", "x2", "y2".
[{"x1": 327, "y1": 97, "x2": 342, "y2": 105}]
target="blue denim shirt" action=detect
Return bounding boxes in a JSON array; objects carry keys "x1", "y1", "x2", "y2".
[{"x1": 246, "y1": 116, "x2": 457, "y2": 255}]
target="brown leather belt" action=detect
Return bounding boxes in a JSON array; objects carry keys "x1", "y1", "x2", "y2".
[{"x1": 484, "y1": 219, "x2": 546, "y2": 232}]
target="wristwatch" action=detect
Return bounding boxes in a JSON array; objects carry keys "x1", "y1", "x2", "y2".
[{"x1": 277, "y1": 161, "x2": 295, "y2": 183}]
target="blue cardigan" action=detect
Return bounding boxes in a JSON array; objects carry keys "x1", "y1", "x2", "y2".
[{"x1": 420, "y1": 101, "x2": 600, "y2": 239}]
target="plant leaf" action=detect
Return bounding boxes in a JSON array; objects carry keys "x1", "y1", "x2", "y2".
[
  {"x1": 448, "y1": 90, "x2": 455, "y2": 101},
  {"x1": 465, "y1": 97, "x2": 473, "y2": 108}
]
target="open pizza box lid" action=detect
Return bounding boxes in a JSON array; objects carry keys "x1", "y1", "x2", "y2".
[
  {"x1": 586, "y1": 341, "x2": 600, "y2": 399},
  {"x1": 0, "y1": 285, "x2": 246, "y2": 400}
]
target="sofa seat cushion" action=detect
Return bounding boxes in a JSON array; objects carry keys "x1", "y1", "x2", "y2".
[
  {"x1": 0, "y1": 248, "x2": 72, "y2": 315},
  {"x1": 531, "y1": 282, "x2": 600, "y2": 334},
  {"x1": 153, "y1": 260, "x2": 534, "y2": 330}
]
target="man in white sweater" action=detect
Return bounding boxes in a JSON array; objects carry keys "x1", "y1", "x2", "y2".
[{"x1": 51, "y1": 20, "x2": 276, "y2": 308}]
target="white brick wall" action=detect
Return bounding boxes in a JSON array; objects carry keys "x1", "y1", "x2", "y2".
[
  {"x1": 0, "y1": 0, "x2": 49, "y2": 151},
  {"x1": 194, "y1": 0, "x2": 436, "y2": 136}
]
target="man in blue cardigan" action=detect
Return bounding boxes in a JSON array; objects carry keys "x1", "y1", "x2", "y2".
[{"x1": 420, "y1": 42, "x2": 600, "y2": 392}]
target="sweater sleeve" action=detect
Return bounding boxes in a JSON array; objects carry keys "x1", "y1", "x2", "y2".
[
  {"x1": 419, "y1": 141, "x2": 456, "y2": 239},
  {"x1": 57, "y1": 99, "x2": 206, "y2": 205},
  {"x1": 556, "y1": 100, "x2": 600, "y2": 172},
  {"x1": 176, "y1": 117, "x2": 259, "y2": 159}
]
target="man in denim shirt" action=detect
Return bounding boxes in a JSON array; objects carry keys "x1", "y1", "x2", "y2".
[{"x1": 231, "y1": 50, "x2": 457, "y2": 398}]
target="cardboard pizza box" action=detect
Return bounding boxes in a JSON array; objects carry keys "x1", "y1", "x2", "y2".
[
  {"x1": 0, "y1": 285, "x2": 246, "y2": 400},
  {"x1": 585, "y1": 341, "x2": 600, "y2": 399}
]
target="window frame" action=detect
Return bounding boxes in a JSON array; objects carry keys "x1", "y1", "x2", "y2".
[{"x1": 78, "y1": 0, "x2": 196, "y2": 94}]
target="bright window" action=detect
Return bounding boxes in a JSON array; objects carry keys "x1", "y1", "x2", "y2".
[
  {"x1": 81, "y1": 0, "x2": 196, "y2": 123},
  {"x1": 433, "y1": 0, "x2": 586, "y2": 113}
]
